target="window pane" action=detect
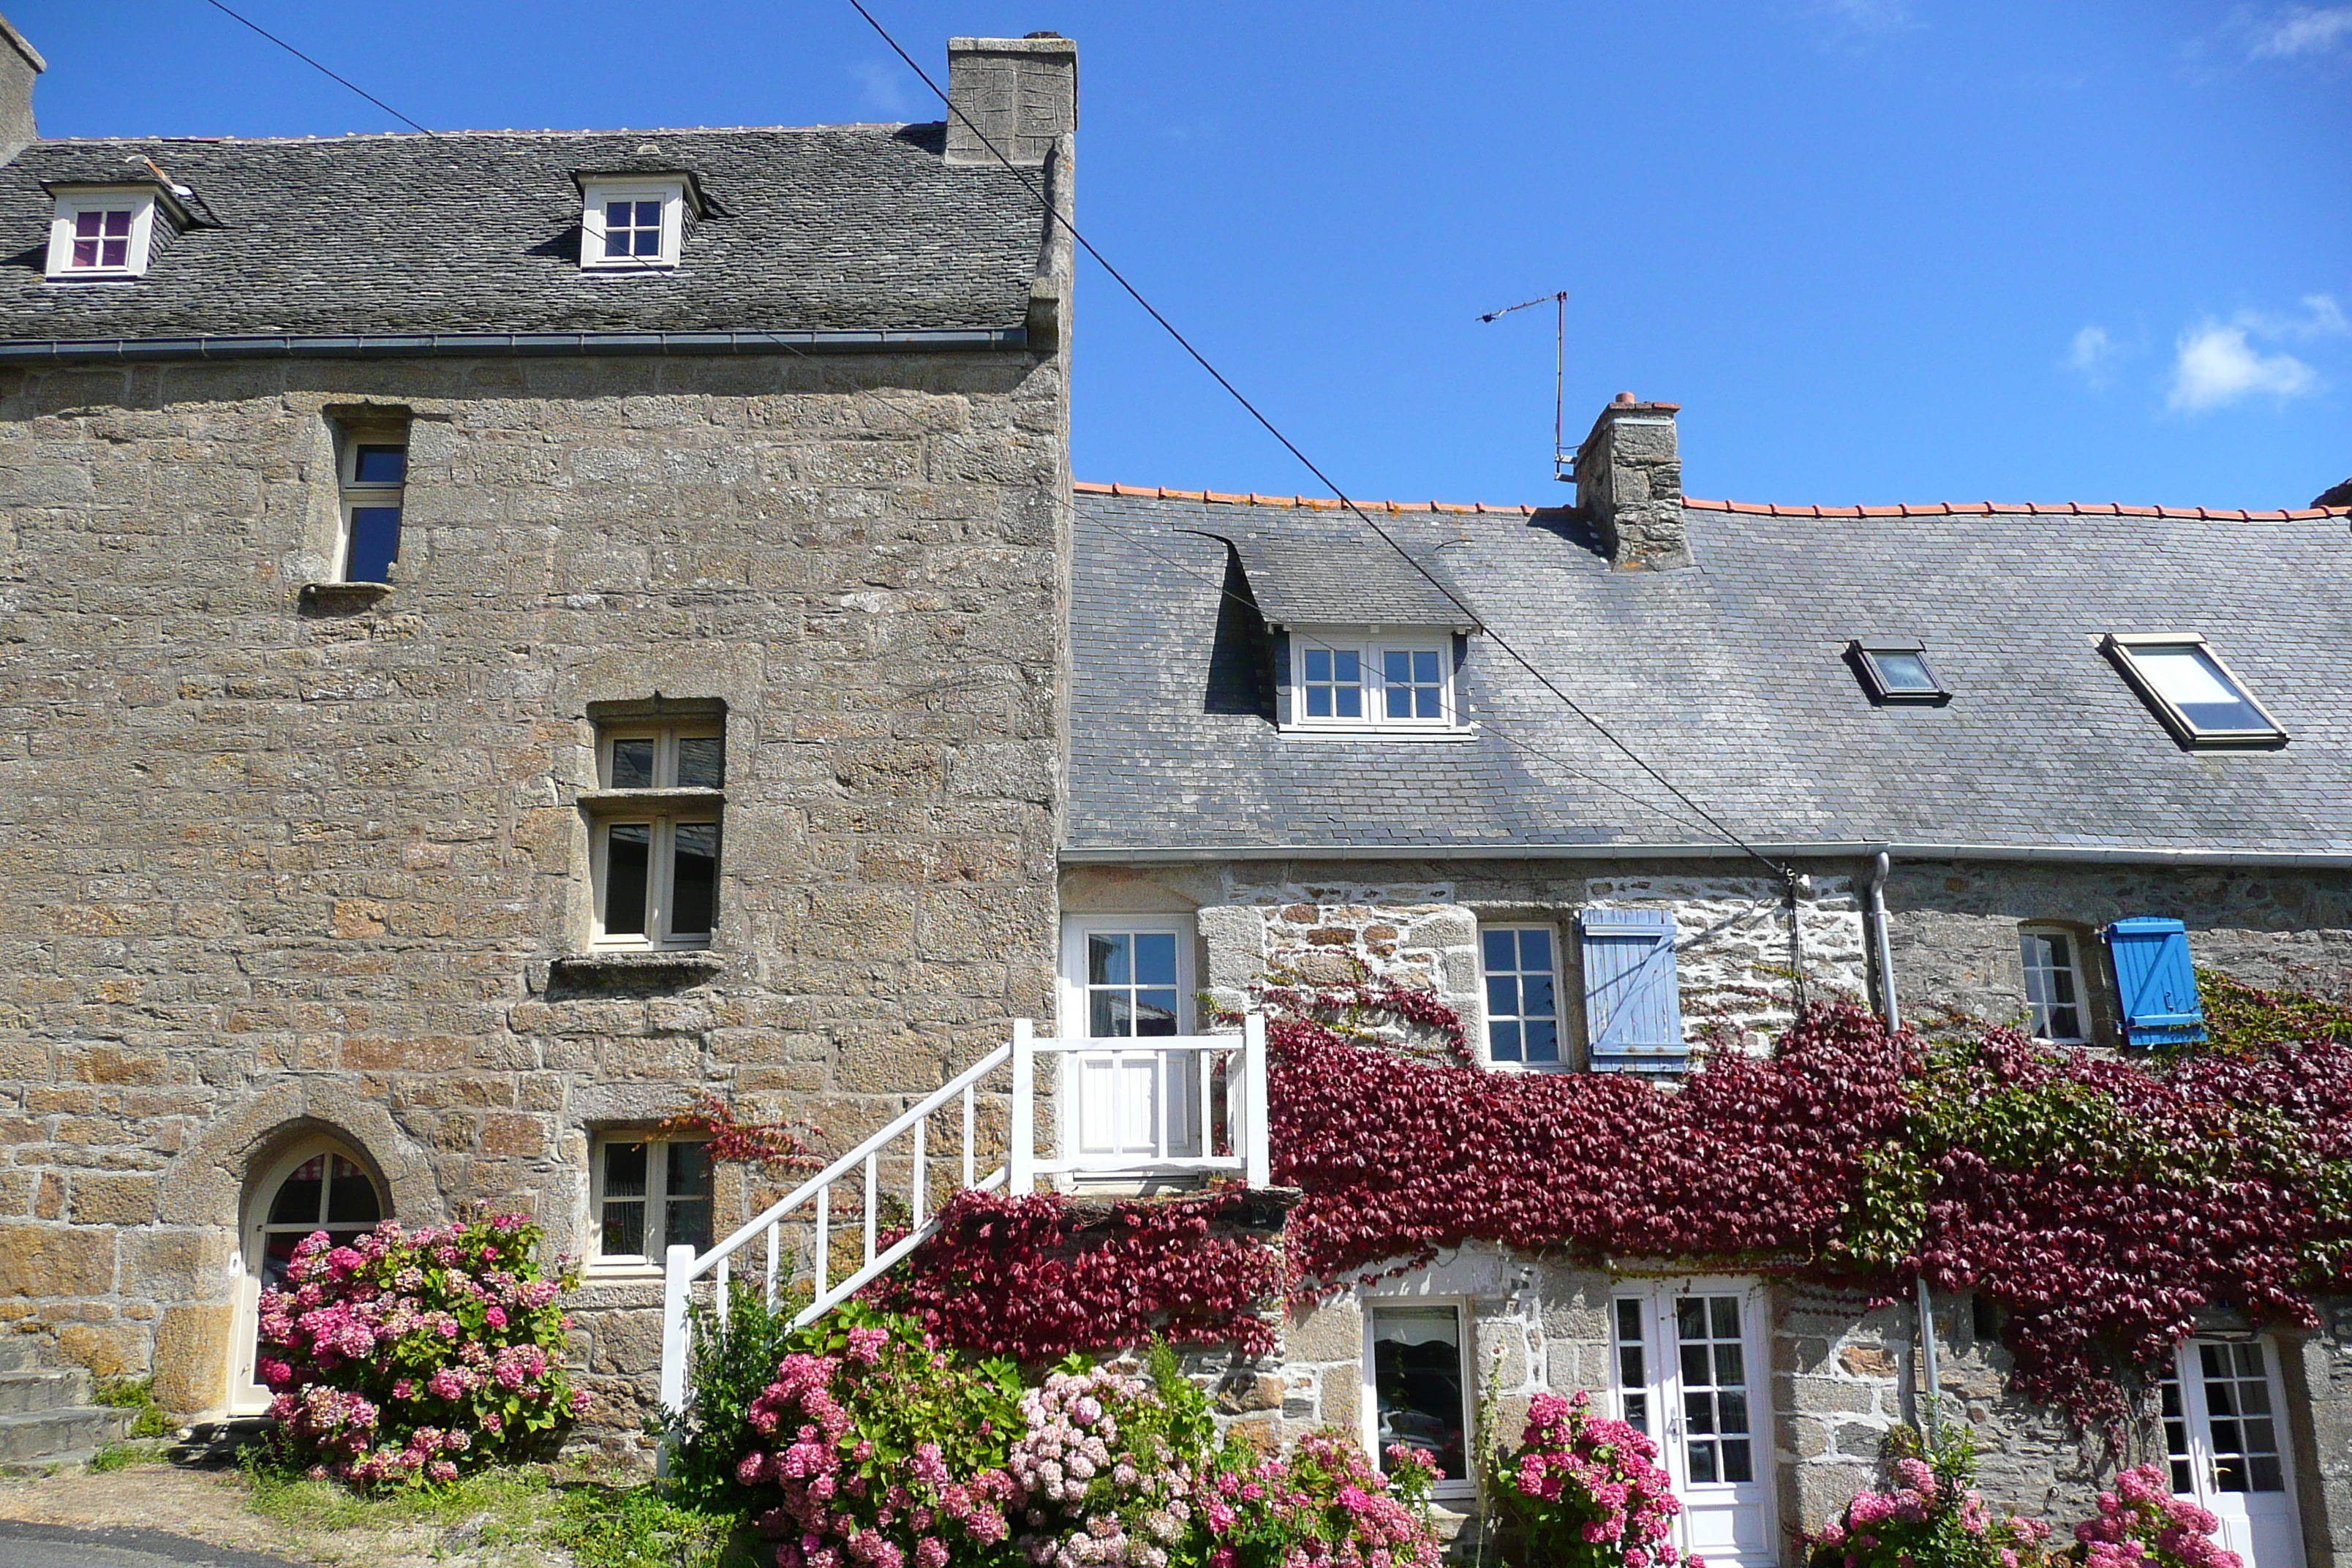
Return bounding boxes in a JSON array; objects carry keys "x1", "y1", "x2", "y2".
[
  {"x1": 1305, "y1": 686, "x2": 1333, "y2": 717},
  {"x1": 606, "y1": 201, "x2": 633, "y2": 227},
  {"x1": 268, "y1": 1155, "x2": 327, "y2": 1225},
  {"x1": 1711, "y1": 1296, "x2": 1740, "y2": 1338},
  {"x1": 604, "y1": 824, "x2": 652, "y2": 936},
  {"x1": 1371, "y1": 1306, "x2": 1466, "y2": 1481},
  {"x1": 1677, "y1": 1297, "x2": 1706, "y2": 1341},
  {"x1": 1134, "y1": 989, "x2": 1180, "y2": 1036},
  {"x1": 1335, "y1": 685, "x2": 1362, "y2": 718},
  {"x1": 608, "y1": 739, "x2": 656, "y2": 790},
  {"x1": 100, "y1": 238, "x2": 129, "y2": 266},
  {"x1": 1387, "y1": 685, "x2": 1411, "y2": 720},
  {"x1": 635, "y1": 201, "x2": 661, "y2": 227},
  {"x1": 1489, "y1": 1020, "x2": 1521, "y2": 1062},
  {"x1": 1483, "y1": 930, "x2": 1516, "y2": 970},
  {"x1": 676, "y1": 734, "x2": 724, "y2": 788},
  {"x1": 1334, "y1": 651, "x2": 1360, "y2": 684},
  {"x1": 667, "y1": 1140, "x2": 712, "y2": 1195},
  {"x1": 601, "y1": 1197, "x2": 646, "y2": 1258},
  {"x1": 1133, "y1": 932, "x2": 1177, "y2": 987},
  {"x1": 1871, "y1": 651, "x2": 1937, "y2": 691},
  {"x1": 104, "y1": 210, "x2": 132, "y2": 237},
  {"x1": 1523, "y1": 1019, "x2": 1559, "y2": 1063},
  {"x1": 670, "y1": 823, "x2": 719, "y2": 937},
  {"x1": 1487, "y1": 975, "x2": 1518, "y2": 1019},
  {"x1": 2133, "y1": 646, "x2": 2268, "y2": 731},
  {"x1": 1523, "y1": 970, "x2": 1556, "y2": 1019},
  {"x1": 1090, "y1": 991, "x2": 1133, "y2": 1038},
  {"x1": 1089, "y1": 932, "x2": 1131, "y2": 987},
  {"x1": 1721, "y1": 1439, "x2": 1753, "y2": 1483},
  {"x1": 633, "y1": 228, "x2": 660, "y2": 257},
  {"x1": 346, "y1": 507, "x2": 402, "y2": 584},
  {"x1": 75, "y1": 211, "x2": 102, "y2": 237},
  {"x1": 72, "y1": 238, "x2": 99, "y2": 267},
  {"x1": 325, "y1": 1156, "x2": 380, "y2": 1224},
  {"x1": 353, "y1": 445, "x2": 407, "y2": 485},
  {"x1": 1305, "y1": 649, "x2": 1331, "y2": 683},
  {"x1": 603, "y1": 1140, "x2": 648, "y2": 1196},
  {"x1": 1414, "y1": 651, "x2": 1439, "y2": 685},
  {"x1": 1415, "y1": 686, "x2": 1441, "y2": 719}
]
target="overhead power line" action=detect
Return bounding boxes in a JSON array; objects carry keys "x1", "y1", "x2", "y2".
[
  {"x1": 847, "y1": 1, "x2": 1794, "y2": 883},
  {"x1": 198, "y1": 0, "x2": 432, "y2": 134}
]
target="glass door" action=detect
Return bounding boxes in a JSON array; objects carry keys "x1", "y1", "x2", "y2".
[
  {"x1": 1059, "y1": 921, "x2": 1199, "y2": 1167},
  {"x1": 2162, "y1": 1340, "x2": 2304, "y2": 1568},
  {"x1": 1613, "y1": 1281, "x2": 1778, "y2": 1568}
]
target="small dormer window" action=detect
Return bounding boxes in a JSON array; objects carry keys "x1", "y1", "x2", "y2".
[
  {"x1": 578, "y1": 179, "x2": 686, "y2": 272},
  {"x1": 1284, "y1": 626, "x2": 1463, "y2": 733},
  {"x1": 46, "y1": 189, "x2": 160, "y2": 279}
]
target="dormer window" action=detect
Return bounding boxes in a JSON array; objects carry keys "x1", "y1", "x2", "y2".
[
  {"x1": 45, "y1": 188, "x2": 161, "y2": 279},
  {"x1": 1283, "y1": 626, "x2": 1463, "y2": 733},
  {"x1": 577, "y1": 178, "x2": 688, "y2": 272}
]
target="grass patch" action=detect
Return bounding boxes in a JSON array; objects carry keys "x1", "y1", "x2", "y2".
[
  {"x1": 93, "y1": 1374, "x2": 178, "y2": 1438},
  {"x1": 233, "y1": 1452, "x2": 742, "y2": 1567}
]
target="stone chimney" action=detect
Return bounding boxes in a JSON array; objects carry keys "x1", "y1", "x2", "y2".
[
  {"x1": 2315, "y1": 476, "x2": 2352, "y2": 510},
  {"x1": 0, "y1": 12, "x2": 42, "y2": 163},
  {"x1": 945, "y1": 34, "x2": 1077, "y2": 166},
  {"x1": 1575, "y1": 392, "x2": 1689, "y2": 570}
]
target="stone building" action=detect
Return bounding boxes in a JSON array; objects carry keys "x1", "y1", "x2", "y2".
[
  {"x1": 3, "y1": 10, "x2": 2352, "y2": 1568},
  {"x1": 1063, "y1": 400, "x2": 2352, "y2": 1568},
  {"x1": 0, "y1": 15, "x2": 1077, "y2": 1439}
]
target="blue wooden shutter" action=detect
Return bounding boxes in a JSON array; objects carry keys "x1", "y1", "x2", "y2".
[
  {"x1": 1578, "y1": 908, "x2": 1686, "y2": 1073},
  {"x1": 2103, "y1": 917, "x2": 2206, "y2": 1047}
]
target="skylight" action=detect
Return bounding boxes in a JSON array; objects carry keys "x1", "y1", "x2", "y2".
[
  {"x1": 2103, "y1": 634, "x2": 2286, "y2": 748},
  {"x1": 1847, "y1": 640, "x2": 1948, "y2": 705}
]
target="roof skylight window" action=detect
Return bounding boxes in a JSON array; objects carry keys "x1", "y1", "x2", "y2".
[
  {"x1": 1847, "y1": 640, "x2": 1948, "y2": 705},
  {"x1": 2103, "y1": 633, "x2": 2286, "y2": 749}
]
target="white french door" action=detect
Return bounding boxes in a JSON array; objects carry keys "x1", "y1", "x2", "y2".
[
  {"x1": 2162, "y1": 1339, "x2": 2304, "y2": 1568},
  {"x1": 1057, "y1": 919, "x2": 1201, "y2": 1166},
  {"x1": 1613, "y1": 1281, "x2": 1779, "y2": 1568}
]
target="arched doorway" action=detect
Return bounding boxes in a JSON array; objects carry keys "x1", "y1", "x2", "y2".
[{"x1": 226, "y1": 1137, "x2": 386, "y2": 1413}]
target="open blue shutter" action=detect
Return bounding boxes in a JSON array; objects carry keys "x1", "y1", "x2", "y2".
[
  {"x1": 1578, "y1": 908, "x2": 1686, "y2": 1073},
  {"x1": 2103, "y1": 917, "x2": 2206, "y2": 1047}
]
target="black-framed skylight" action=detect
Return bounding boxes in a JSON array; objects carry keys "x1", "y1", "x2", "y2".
[
  {"x1": 2102, "y1": 633, "x2": 2288, "y2": 749},
  {"x1": 1846, "y1": 640, "x2": 1949, "y2": 705}
]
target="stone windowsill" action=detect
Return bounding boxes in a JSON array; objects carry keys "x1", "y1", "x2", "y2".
[
  {"x1": 575, "y1": 788, "x2": 726, "y2": 815},
  {"x1": 550, "y1": 949, "x2": 725, "y2": 981},
  {"x1": 298, "y1": 581, "x2": 394, "y2": 609}
]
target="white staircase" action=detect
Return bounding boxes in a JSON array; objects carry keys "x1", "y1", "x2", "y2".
[{"x1": 659, "y1": 1016, "x2": 1269, "y2": 1414}]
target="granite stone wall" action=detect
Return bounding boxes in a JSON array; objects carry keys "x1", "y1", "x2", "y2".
[{"x1": 0, "y1": 343, "x2": 1070, "y2": 1433}]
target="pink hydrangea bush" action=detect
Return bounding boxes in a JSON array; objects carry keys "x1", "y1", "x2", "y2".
[
  {"x1": 1806, "y1": 1428, "x2": 2054, "y2": 1568},
  {"x1": 1212, "y1": 1430, "x2": 1443, "y2": 1568},
  {"x1": 732, "y1": 1309, "x2": 1024, "y2": 1568},
  {"x1": 1487, "y1": 1392, "x2": 1693, "y2": 1568},
  {"x1": 1006, "y1": 1362, "x2": 1210, "y2": 1568},
  {"x1": 256, "y1": 1212, "x2": 585, "y2": 1488},
  {"x1": 2073, "y1": 1466, "x2": 2242, "y2": 1568}
]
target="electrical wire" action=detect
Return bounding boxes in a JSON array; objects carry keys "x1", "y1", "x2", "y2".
[
  {"x1": 197, "y1": 0, "x2": 433, "y2": 135},
  {"x1": 844, "y1": 0, "x2": 1796, "y2": 886}
]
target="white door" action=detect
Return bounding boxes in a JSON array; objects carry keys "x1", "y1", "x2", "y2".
[
  {"x1": 1058, "y1": 921, "x2": 1199, "y2": 1166},
  {"x1": 1613, "y1": 1282, "x2": 1778, "y2": 1568},
  {"x1": 2163, "y1": 1340, "x2": 2304, "y2": 1568}
]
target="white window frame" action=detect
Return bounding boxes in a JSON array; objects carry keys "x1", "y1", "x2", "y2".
[
  {"x1": 334, "y1": 421, "x2": 409, "y2": 584},
  {"x1": 2103, "y1": 633, "x2": 2288, "y2": 749},
  {"x1": 225, "y1": 1136, "x2": 386, "y2": 1414},
  {"x1": 579, "y1": 180, "x2": 687, "y2": 272},
  {"x1": 2019, "y1": 924, "x2": 2090, "y2": 1044},
  {"x1": 1284, "y1": 625, "x2": 1461, "y2": 734},
  {"x1": 590, "y1": 722, "x2": 724, "y2": 950},
  {"x1": 587, "y1": 1132, "x2": 714, "y2": 1273},
  {"x1": 1056, "y1": 916, "x2": 1202, "y2": 1167},
  {"x1": 1056, "y1": 916, "x2": 1196, "y2": 1041},
  {"x1": 1359, "y1": 1295, "x2": 1477, "y2": 1501},
  {"x1": 45, "y1": 188, "x2": 161, "y2": 280},
  {"x1": 1478, "y1": 921, "x2": 1568, "y2": 1071}
]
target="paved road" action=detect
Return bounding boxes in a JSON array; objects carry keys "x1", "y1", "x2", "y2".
[{"x1": 0, "y1": 1520, "x2": 306, "y2": 1567}]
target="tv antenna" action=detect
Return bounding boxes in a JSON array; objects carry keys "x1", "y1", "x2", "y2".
[{"x1": 1478, "y1": 290, "x2": 1572, "y2": 483}]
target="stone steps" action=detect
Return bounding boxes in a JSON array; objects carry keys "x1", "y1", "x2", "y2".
[
  {"x1": 0, "y1": 1404, "x2": 132, "y2": 1466},
  {"x1": 0, "y1": 1369, "x2": 93, "y2": 1415}
]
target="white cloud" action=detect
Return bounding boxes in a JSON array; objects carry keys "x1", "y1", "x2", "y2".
[
  {"x1": 2246, "y1": 5, "x2": 2352, "y2": 56},
  {"x1": 2065, "y1": 324, "x2": 2117, "y2": 387},
  {"x1": 848, "y1": 60, "x2": 919, "y2": 118},
  {"x1": 2168, "y1": 323, "x2": 2321, "y2": 411}
]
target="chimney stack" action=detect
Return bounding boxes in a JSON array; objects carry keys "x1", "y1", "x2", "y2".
[
  {"x1": 945, "y1": 34, "x2": 1077, "y2": 167},
  {"x1": 0, "y1": 12, "x2": 42, "y2": 163},
  {"x1": 1575, "y1": 393, "x2": 1689, "y2": 570}
]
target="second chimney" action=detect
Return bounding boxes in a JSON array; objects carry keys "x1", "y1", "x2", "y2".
[
  {"x1": 0, "y1": 11, "x2": 42, "y2": 163},
  {"x1": 1575, "y1": 393, "x2": 1689, "y2": 570},
  {"x1": 945, "y1": 34, "x2": 1077, "y2": 167}
]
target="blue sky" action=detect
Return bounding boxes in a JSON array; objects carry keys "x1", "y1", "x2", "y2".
[{"x1": 12, "y1": 1, "x2": 2348, "y2": 509}]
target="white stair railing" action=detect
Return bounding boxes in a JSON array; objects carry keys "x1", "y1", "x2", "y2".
[{"x1": 658, "y1": 1014, "x2": 1268, "y2": 1417}]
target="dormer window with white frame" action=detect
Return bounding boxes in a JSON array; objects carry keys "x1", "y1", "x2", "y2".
[
  {"x1": 45, "y1": 186, "x2": 163, "y2": 280},
  {"x1": 1283, "y1": 626, "x2": 1463, "y2": 734},
  {"x1": 578, "y1": 178, "x2": 687, "y2": 273}
]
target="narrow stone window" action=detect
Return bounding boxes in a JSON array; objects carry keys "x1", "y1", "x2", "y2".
[
  {"x1": 1362, "y1": 1302, "x2": 1471, "y2": 1493},
  {"x1": 590, "y1": 1134, "x2": 713, "y2": 1267},
  {"x1": 588, "y1": 720, "x2": 724, "y2": 949},
  {"x1": 335, "y1": 418, "x2": 410, "y2": 584}
]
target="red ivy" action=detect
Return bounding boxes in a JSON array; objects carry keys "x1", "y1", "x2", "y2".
[
  {"x1": 660, "y1": 1092, "x2": 823, "y2": 1175},
  {"x1": 870, "y1": 1187, "x2": 1282, "y2": 1362},
  {"x1": 872, "y1": 970, "x2": 2352, "y2": 1434}
]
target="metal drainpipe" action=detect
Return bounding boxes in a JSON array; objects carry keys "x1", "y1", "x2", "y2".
[{"x1": 1870, "y1": 852, "x2": 1940, "y2": 1420}]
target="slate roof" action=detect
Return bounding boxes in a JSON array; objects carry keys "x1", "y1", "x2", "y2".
[
  {"x1": 1228, "y1": 531, "x2": 1475, "y2": 629},
  {"x1": 1068, "y1": 486, "x2": 2352, "y2": 858},
  {"x1": 0, "y1": 126, "x2": 1042, "y2": 339}
]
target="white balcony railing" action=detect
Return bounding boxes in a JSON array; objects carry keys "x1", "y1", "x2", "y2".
[{"x1": 658, "y1": 1017, "x2": 1268, "y2": 1419}]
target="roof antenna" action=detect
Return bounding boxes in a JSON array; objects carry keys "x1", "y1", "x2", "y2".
[{"x1": 1477, "y1": 290, "x2": 1572, "y2": 483}]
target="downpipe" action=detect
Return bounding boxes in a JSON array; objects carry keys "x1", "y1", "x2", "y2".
[{"x1": 1870, "y1": 851, "x2": 1942, "y2": 1424}]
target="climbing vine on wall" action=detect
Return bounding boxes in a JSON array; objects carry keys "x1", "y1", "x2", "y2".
[{"x1": 875, "y1": 965, "x2": 2352, "y2": 1437}]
